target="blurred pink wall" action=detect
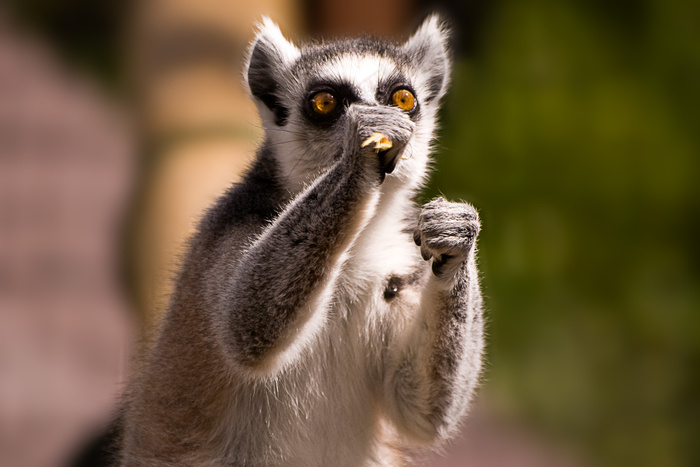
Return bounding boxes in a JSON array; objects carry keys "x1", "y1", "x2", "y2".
[{"x1": 0, "y1": 19, "x2": 135, "y2": 467}]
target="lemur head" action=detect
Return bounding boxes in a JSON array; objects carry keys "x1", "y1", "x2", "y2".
[{"x1": 244, "y1": 15, "x2": 450, "y2": 191}]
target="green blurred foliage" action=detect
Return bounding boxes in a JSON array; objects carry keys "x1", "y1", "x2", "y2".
[{"x1": 428, "y1": 0, "x2": 700, "y2": 465}]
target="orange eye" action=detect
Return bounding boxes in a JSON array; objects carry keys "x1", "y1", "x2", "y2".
[
  {"x1": 311, "y1": 92, "x2": 337, "y2": 114},
  {"x1": 392, "y1": 89, "x2": 416, "y2": 111}
]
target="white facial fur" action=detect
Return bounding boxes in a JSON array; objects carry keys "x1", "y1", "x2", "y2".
[{"x1": 245, "y1": 16, "x2": 449, "y2": 194}]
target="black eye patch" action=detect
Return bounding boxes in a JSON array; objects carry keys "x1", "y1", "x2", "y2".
[
  {"x1": 376, "y1": 81, "x2": 421, "y2": 120},
  {"x1": 302, "y1": 81, "x2": 359, "y2": 128}
]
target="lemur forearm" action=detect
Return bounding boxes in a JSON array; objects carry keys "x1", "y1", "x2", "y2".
[
  {"x1": 386, "y1": 200, "x2": 484, "y2": 441},
  {"x1": 388, "y1": 257, "x2": 483, "y2": 441},
  {"x1": 212, "y1": 106, "x2": 413, "y2": 372},
  {"x1": 218, "y1": 150, "x2": 378, "y2": 371}
]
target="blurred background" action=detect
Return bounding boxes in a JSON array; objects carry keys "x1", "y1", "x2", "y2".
[{"x1": 0, "y1": 0, "x2": 698, "y2": 466}]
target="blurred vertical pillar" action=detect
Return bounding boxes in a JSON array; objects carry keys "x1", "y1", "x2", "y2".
[
  {"x1": 307, "y1": 0, "x2": 416, "y2": 37},
  {"x1": 127, "y1": 1, "x2": 302, "y2": 329}
]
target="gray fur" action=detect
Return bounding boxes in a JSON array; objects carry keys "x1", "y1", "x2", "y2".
[{"x1": 120, "y1": 14, "x2": 484, "y2": 466}]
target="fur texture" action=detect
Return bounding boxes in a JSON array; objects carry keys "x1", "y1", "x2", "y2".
[{"x1": 120, "y1": 15, "x2": 484, "y2": 466}]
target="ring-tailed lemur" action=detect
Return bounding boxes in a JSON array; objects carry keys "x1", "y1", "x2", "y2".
[{"x1": 121, "y1": 15, "x2": 484, "y2": 467}]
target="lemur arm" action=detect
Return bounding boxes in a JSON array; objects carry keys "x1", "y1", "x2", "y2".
[
  {"x1": 384, "y1": 198, "x2": 484, "y2": 442},
  {"x1": 214, "y1": 106, "x2": 415, "y2": 376}
]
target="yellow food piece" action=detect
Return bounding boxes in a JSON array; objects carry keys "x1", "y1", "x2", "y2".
[{"x1": 361, "y1": 132, "x2": 393, "y2": 151}]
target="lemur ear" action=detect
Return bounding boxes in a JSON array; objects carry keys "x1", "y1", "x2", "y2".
[
  {"x1": 245, "y1": 17, "x2": 300, "y2": 126},
  {"x1": 403, "y1": 14, "x2": 451, "y2": 104}
]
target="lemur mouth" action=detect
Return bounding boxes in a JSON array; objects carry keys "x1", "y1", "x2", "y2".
[
  {"x1": 379, "y1": 149, "x2": 400, "y2": 174},
  {"x1": 362, "y1": 132, "x2": 404, "y2": 175}
]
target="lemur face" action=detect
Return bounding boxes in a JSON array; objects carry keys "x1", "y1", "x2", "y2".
[{"x1": 245, "y1": 17, "x2": 451, "y2": 190}]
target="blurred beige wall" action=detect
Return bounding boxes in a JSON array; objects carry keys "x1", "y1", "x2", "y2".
[{"x1": 127, "y1": 1, "x2": 302, "y2": 328}]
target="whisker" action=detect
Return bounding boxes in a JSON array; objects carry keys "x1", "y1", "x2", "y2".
[{"x1": 285, "y1": 146, "x2": 313, "y2": 184}]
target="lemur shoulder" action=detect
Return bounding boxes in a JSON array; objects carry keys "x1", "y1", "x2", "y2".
[{"x1": 121, "y1": 15, "x2": 484, "y2": 467}]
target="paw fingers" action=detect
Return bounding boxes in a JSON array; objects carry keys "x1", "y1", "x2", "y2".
[
  {"x1": 415, "y1": 199, "x2": 481, "y2": 276},
  {"x1": 431, "y1": 254, "x2": 454, "y2": 277},
  {"x1": 413, "y1": 229, "x2": 422, "y2": 246}
]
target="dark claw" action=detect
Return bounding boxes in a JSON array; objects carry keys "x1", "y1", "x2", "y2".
[
  {"x1": 432, "y1": 259, "x2": 444, "y2": 276},
  {"x1": 431, "y1": 254, "x2": 454, "y2": 277},
  {"x1": 413, "y1": 230, "x2": 421, "y2": 246},
  {"x1": 420, "y1": 246, "x2": 431, "y2": 261},
  {"x1": 440, "y1": 253, "x2": 454, "y2": 263}
]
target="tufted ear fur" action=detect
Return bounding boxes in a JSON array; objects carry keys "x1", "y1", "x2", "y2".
[
  {"x1": 244, "y1": 17, "x2": 300, "y2": 126},
  {"x1": 403, "y1": 14, "x2": 451, "y2": 104}
]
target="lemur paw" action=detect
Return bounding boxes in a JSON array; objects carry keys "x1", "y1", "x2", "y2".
[
  {"x1": 345, "y1": 105, "x2": 414, "y2": 179},
  {"x1": 414, "y1": 198, "x2": 480, "y2": 278}
]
